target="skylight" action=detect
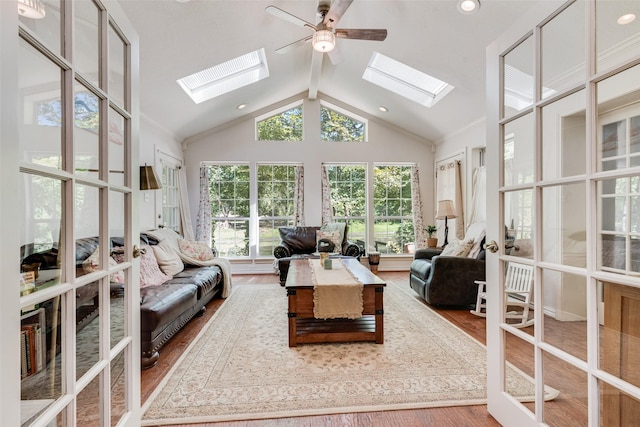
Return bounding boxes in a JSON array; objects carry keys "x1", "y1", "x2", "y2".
[
  {"x1": 503, "y1": 64, "x2": 556, "y2": 111},
  {"x1": 177, "y1": 48, "x2": 269, "y2": 104},
  {"x1": 362, "y1": 52, "x2": 454, "y2": 108}
]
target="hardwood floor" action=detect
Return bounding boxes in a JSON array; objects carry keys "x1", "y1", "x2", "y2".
[{"x1": 141, "y1": 271, "x2": 587, "y2": 426}]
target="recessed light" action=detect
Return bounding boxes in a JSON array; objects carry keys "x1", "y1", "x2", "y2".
[
  {"x1": 617, "y1": 13, "x2": 636, "y2": 25},
  {"x1": 237, "y1": 104, "x2": 246, "y2": 110},
  {"x1": 379, "y1": 106, "x2": 388, "y2": 112},
  {"x1": 457, "y1": 0, "x2": 480, "y2": 14}
]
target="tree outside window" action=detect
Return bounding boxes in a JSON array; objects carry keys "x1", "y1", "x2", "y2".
[
  {"x1": 256, "y1": 105, "x2": 303, "y2": 141},
  {"x1": 321, "y1": 105, "x2": 365, "y2": 142}
]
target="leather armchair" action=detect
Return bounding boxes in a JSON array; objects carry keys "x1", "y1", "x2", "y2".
[
  {"x1": 274, "y1": 226, "x2": 360, "y2": 285},
  {"x1": 409, "y1": 245, "x2": 485, "y2": 307}
]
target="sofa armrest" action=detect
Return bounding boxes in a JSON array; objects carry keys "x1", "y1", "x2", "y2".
[
  {"x1": 342, "y1": 240, "x2": 361, "y2": 257},
  {"x1": 414, "y1": 248, "x2": 443, "y2": 261},
  {"x1": 273, "y1": 244, "x2": 291, "y2": 259}
]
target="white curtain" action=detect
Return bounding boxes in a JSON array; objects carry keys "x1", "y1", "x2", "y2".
[
  {"x1": 469, "y1": 166, "x2": 486, "y2": 225},
  {"x1": 195, "y1": 166, "x2": 212, "y2": 244},
  {"x1": 435, "y1": 158, "x2": 464, "y2": 245},
  {"x1": 411, "y1": 165, "x2": 428, "y2": 249},
  {"x1": 294, "y1": 165, "x2": 305, "y2": 226},
  {"x1": 321, "y1": 164, "x2": 334, "y2": 224},
  {"x1": 178, "y1": 167, "x2": 195, "y2": 240}
]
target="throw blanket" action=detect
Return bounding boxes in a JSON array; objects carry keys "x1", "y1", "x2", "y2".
[
  {"x1": 310, "y1": 258, "x2": 363, "y2": 320},
  {"x1": 146, "y1": 229, "x2": 233, "y2": 298}
]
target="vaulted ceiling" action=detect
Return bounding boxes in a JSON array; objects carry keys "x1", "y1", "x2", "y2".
[{"x1": 118, "y1": 0, "x2": 540, "y2": 143}]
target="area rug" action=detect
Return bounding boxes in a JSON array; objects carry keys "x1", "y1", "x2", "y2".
[{"x1": 142, "y1": 281, "x2": 557, "y2": 425}]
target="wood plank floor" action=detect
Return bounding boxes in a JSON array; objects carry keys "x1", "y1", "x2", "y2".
[{"x1": 141, "y1": 271, "x2": 588, "y2": 426}]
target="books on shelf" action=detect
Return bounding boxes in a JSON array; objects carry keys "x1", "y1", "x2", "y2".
[{"x1": 20, "y1": 308, "x2": 46, "y2": 379}]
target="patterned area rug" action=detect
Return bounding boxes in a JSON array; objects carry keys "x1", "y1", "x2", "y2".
[{"x1": 142, "y1": 281, "x2": 556, "y2": 425}]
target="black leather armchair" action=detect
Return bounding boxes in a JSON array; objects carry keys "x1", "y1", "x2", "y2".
[
  {"x1": 274, "y1": 226, "x2": 360, "y2": 285},
  {"x1": 409, "y1": 244, "x2": 486, "y2": 307}
]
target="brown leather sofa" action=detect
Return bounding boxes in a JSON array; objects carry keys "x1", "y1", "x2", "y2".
[
  {"x1": 21, "y1": 234, "x2": 225, "y2": 370},
  {"x1": 273, "y1": 225, "x2": 361, "y2": 285}
]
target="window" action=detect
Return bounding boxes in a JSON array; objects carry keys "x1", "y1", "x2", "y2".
[
  {"x1": 256, "y1": 101, "x2": 303, "y2": 141},
  {"x1": 373, "y1": 165, "x2": 414, "y2": 254},
  {"x1": 207, "y1": 164, "x2": 250, "y2": 257},
  {"x1": 321, "y1": 103, "x2": 366, "y2": 142},
  {"x1": 159, "y1": 159, "x2": 181, "y2": 232},
  {"x1": 257, "y1": 164, "x2": 299, "y2": 256},
  {"x1": 325, "y1": 164, "x2": 367, "y2": 248}
]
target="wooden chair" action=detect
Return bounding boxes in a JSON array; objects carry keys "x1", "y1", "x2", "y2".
[{"x1": 470, "y1": 262, "x2": 534, "y2": 328}]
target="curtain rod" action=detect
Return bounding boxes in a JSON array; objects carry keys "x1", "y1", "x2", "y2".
[{"x1": 435, "y1": 151, "x2": 464, "y2": 165}]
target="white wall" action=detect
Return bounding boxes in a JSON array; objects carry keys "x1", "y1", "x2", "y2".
[
  {"x1": 181, "y1": 94, "x2": 434, "y2": 271},
  {"x1": 139, "y1": 116, "x2": 183, "y2": 231}
]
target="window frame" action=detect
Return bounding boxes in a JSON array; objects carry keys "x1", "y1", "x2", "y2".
[
  {"x1": 320, "y1": 100, "x2": 368, "y2": 142},
  {"x1": 255, "y1": 100, "x2": 304, "y2": 142}
]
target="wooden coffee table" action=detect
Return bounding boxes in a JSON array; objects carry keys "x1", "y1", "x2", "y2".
[{"x1": 285, "y1": 258, "x2": 386, "y2": 347}]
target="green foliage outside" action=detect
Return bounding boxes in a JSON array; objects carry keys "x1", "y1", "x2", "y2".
[
  {"x1": 321, "y1": 106, "x2": 365, "y2": 142},
  {"x1": 257, "y1": 106, "x2": 303, "y2": 141}
]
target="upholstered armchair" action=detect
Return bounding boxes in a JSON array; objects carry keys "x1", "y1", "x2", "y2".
[
  {"x1": 409, "y1": 222, "x2": 486, "y2": 307},
  {"x1": 273, "y1": 225, "x2": 360, "y2": 285}
]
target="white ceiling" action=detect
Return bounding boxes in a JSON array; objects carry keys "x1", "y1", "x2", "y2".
[{"x1": 118, "y1": 0, "x2": 541, "y2": 143}]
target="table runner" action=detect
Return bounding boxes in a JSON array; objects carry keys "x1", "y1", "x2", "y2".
[{"x1": 309, "y1": 259, "x2": 363, "y2": 319}]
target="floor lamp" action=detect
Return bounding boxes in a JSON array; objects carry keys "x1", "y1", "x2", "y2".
[{"x1": 436, "y1": 200, "x2": 458, "y2": 247}]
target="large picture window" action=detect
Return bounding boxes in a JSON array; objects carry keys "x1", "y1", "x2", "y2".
[
  {"x1": 373, "y1": 165, "x2": 414, "y2": 254},
  {"x1": 325, "y1": 164, "x2": 367, "y2": 248},
  {"x1": 257, "y1": 164, "x2": 299, "y2": 256},
  {"x1": 207, "y1": 164, "x2": 250, "y2": 256}
]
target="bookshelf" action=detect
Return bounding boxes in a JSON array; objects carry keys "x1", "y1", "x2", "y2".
[{"x1": 20, "y1": 307, "x2": 46, "y2": 380}]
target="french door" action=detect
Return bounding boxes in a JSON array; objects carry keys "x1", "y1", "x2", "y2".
[
  {"x1": 486, "y1": 0, "x2": 640, "y2": 425},
  {"x1": 2, "y1": 0, "x2": 141, "y2": 425}
]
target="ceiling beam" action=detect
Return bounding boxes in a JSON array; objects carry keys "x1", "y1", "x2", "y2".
[{"x1": 308, "y1": 50, "x2": 323, "y2": 100}]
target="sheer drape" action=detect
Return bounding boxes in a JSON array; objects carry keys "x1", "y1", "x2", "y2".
[
  {"x1": 436, "y1": 158, "x2": 464, "y2": 245},
  {"x1": 195, "y1": 165, "x2": 212, "y2": 244},
  {"x1": 178, "y1": 167, "x2": 195, "y2": 240},
  {"x1": 294, "y1": 165, "x2": 305, "y2": 226},
  {"x1": 411, "y1": 165, "x2": 428, "y2": 249},
  {"x1": 469, "y1": 166, "x2": 486, "y2": 225},
  {"x1": 321, "y1": 164, "x2": 334, "y2": 224}
]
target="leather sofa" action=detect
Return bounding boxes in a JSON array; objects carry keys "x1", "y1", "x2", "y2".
[
  {"x1": 409, "y1": 243, "x2": 486, "y2": 307},
  {"x1": 273, "y1": 225, "x2": 360, "y2": 285},
  {"x1": 21, "y1": 233, "x2": 225, "y2": 370}
]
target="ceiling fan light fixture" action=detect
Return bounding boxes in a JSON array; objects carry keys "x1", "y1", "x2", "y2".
[
  {"x1": 18, "y1": 0, "x2": 46, "y2": 19},
  {"x1": 313, "y1": 30, "x2": 335, "y2": 52},
  {"x1": 457, "y1": 0, "x2": 480, "y2": 14}
]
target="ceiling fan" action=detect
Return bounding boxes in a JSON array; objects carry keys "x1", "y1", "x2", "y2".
[{"x1": 265, "y1": 0, "x2": 387, "y2": 99}]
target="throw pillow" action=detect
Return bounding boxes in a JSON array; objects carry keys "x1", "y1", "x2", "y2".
[
  {"x1": 440, "y1": 239, "x2": 475, "y2": 257},
  {"x1": 319, "y1": 222, "x2": 346, "y2": 252},
  {"x1": 83, "y1": 247, "x2": 125, "y2": 283},
  {"x1": 178, "y1": 240, "x2": 215, "y2": 261},
  {"x1": 316, "y1": 230, "x2": 342, "y2": 254},
  {"x1": 152, "y1": 240, "x2": 184, "y2": 276},
  {"x1": 139, "y1": 245, "x2": 172, "y2": 288}
]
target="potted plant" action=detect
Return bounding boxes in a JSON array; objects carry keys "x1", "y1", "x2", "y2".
[{"x1": 425, "y1": 225, "x2": 438, "y2": 248}]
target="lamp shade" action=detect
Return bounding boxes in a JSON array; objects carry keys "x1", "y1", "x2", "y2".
[
  {"x1": 140, "y1": 165, "x2": 162, "y2": 190},
  {"x1": 436, "y1": 199, "x2": 457, "y2": 219},
  {"x1": 313, "y1": 30, "x2": 335, "y2": 52}
]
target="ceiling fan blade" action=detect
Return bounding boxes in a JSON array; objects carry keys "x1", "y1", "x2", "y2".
[
  {"x1": 265, "y1": 5, "x2": 317, "y2": 31},
  {"x1": 275, "y1": 36, "x2": 313, "y2": 54},
  {"x1": 323, "y1": 0, "x2": 353, "y2": 28},
  {"x1": 335, "y1": 28, "x2": 388, "y2": 41},
  {"x1": 327, "y1": 46, "x2": 343, "y2": 65}
]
